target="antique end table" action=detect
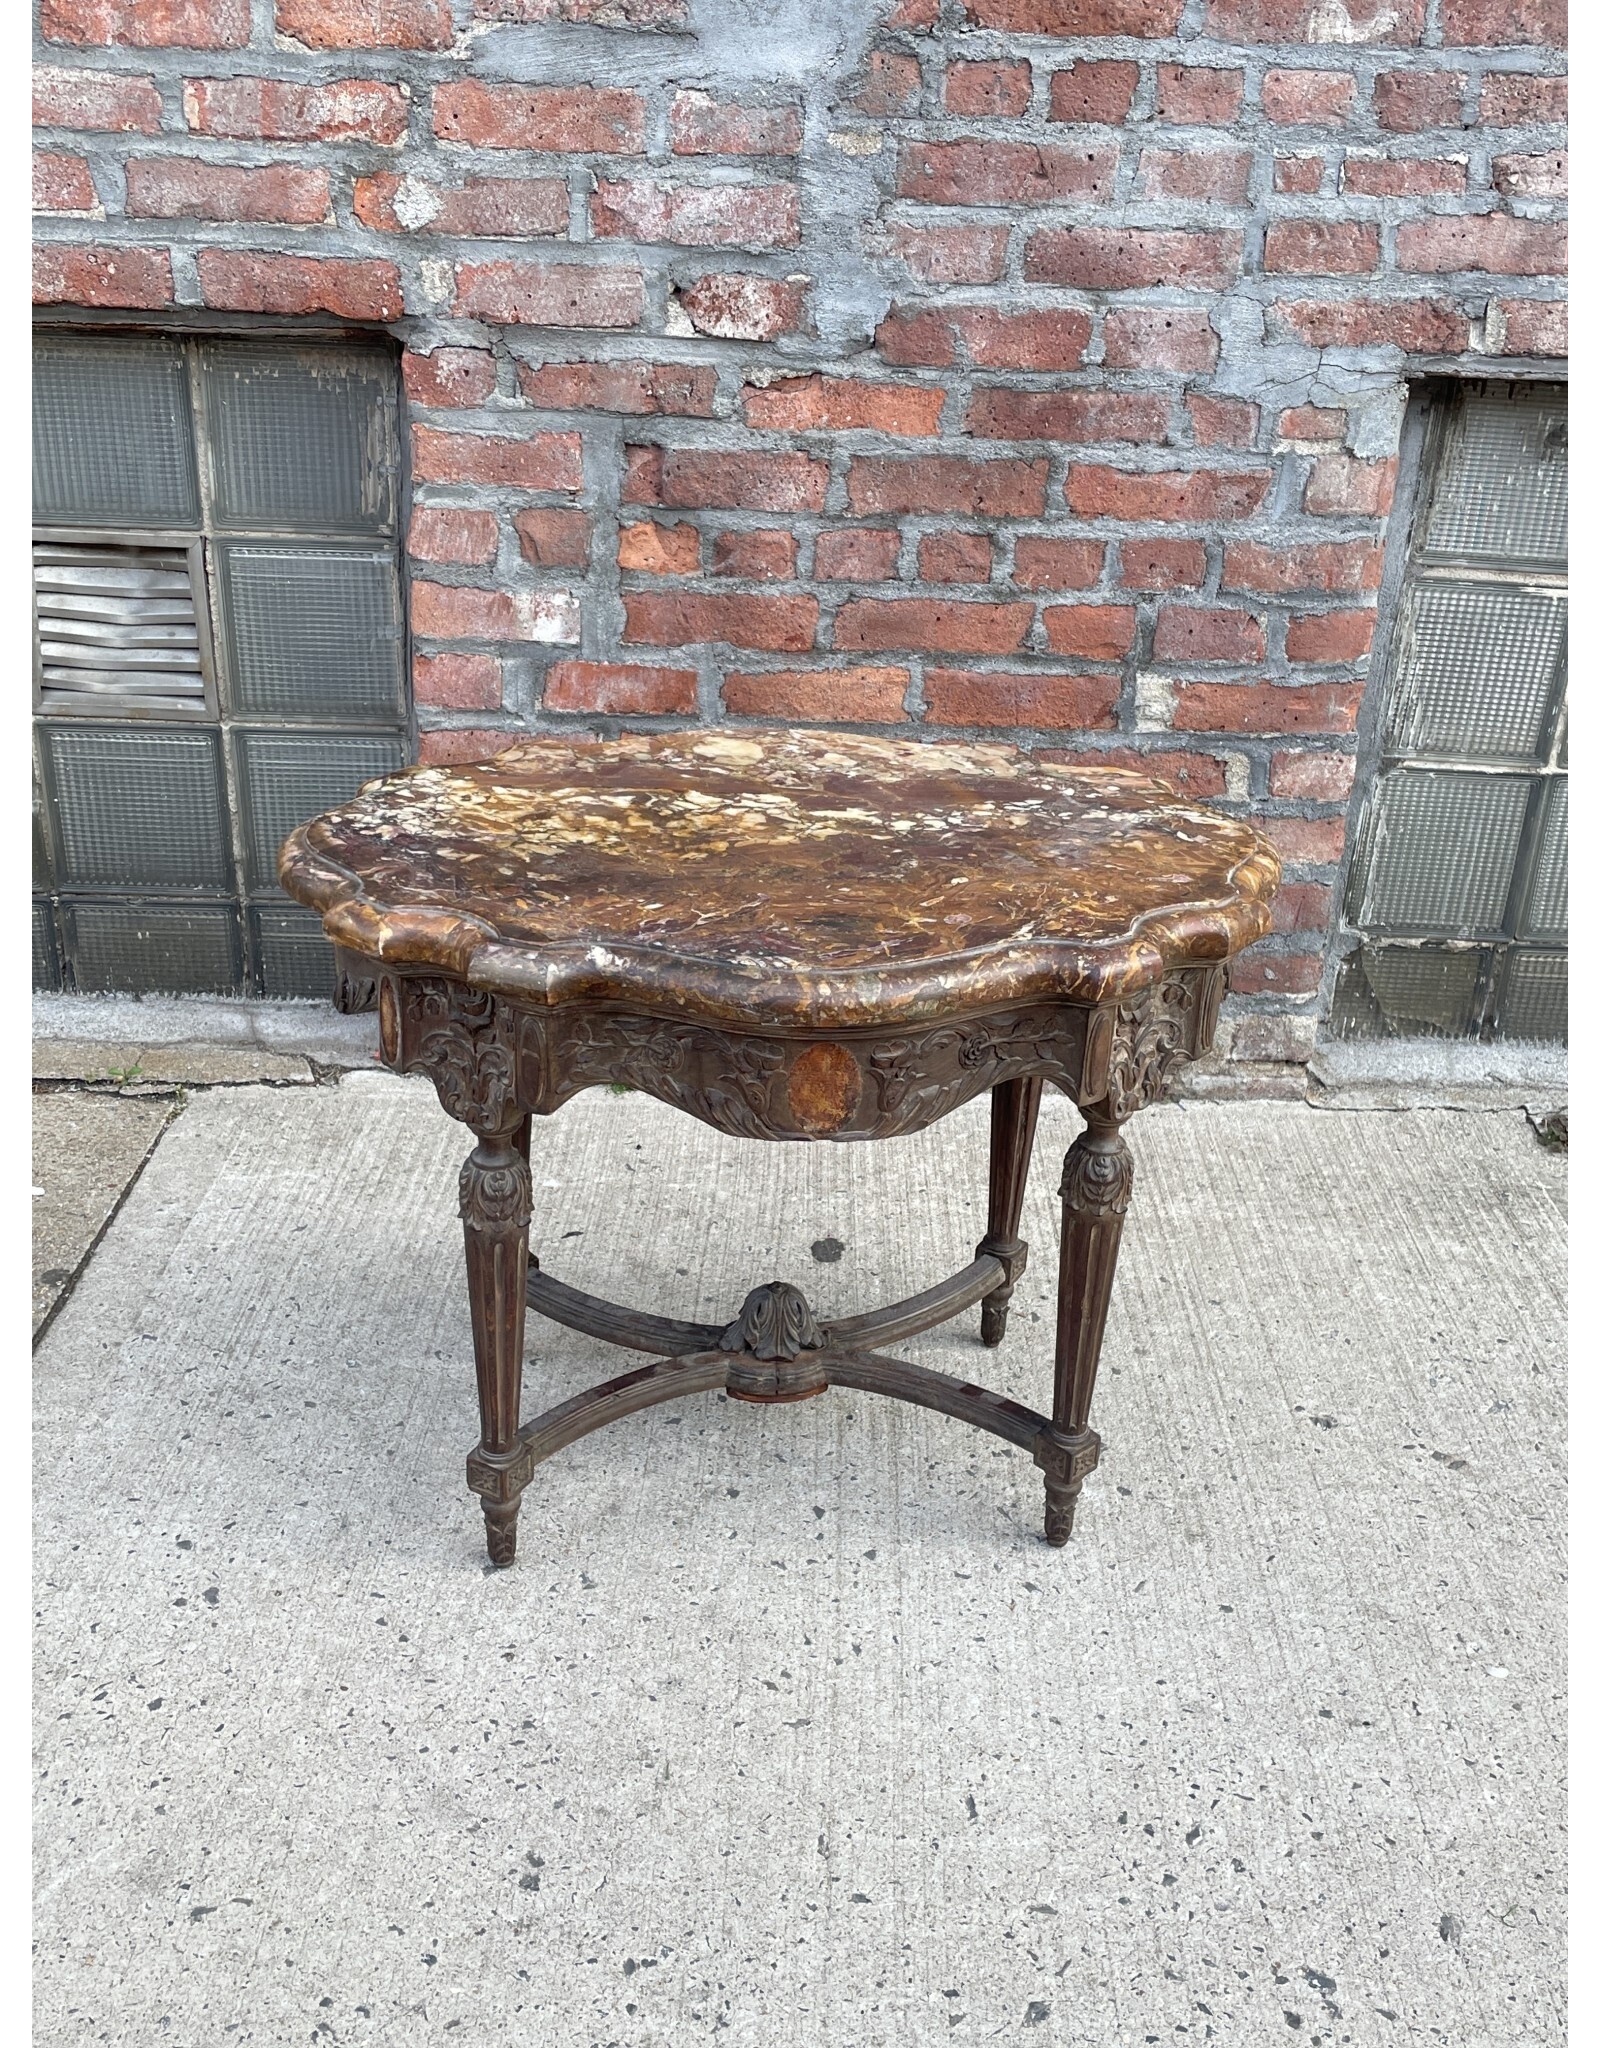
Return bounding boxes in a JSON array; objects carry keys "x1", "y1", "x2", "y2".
[{"x1": 280, "y1": 728, "x2": 1279, "y2": 1566}]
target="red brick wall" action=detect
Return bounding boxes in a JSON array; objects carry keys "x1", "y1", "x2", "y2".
[{"x1": 33, "y1": 0, "x2": 1567, "y2": 1059}]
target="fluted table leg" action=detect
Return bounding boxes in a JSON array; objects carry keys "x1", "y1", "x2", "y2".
[
  {"x1": 977, "y1": 1075, "x2": 1044, "y2": 1347},
  {"x1": 1038, "y1": 1114, "x2": 1132, "y2": 1545},
  {"x1": 461, "y1": 1117, "x2": 532, "y2": 1565}
]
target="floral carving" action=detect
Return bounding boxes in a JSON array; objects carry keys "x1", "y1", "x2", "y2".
[
  {"x1": 459, "y1": 1151, "x2": 532, "y2": 1232},
  {"x1": 1101, "y1": 980, "x2": 1196, "y2": 1119},
  {"x1": 867, "y1": 1009, "x2": 1079, "y2": 1138},
  {"x1": 1060, "y1": 1134, "x2": 1134, "y2": 1218},
  {"x1": 406, "y1": 980, "x2": 520, "y2": 1134},
  {"x1": 554, "y1": 1014, "x2": 788, "y2": 1140},
  {"x1": 720, "y1": 1281, "x2": 824, "y2": 1360}
]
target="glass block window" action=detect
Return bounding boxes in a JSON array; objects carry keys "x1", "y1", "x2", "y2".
[
  {"x1": 1330, "y1": 383, "x2": 1567, "y2": 1045},
  {"x1": 32, "y1": 330, "x2": 409, "y2": 998}
]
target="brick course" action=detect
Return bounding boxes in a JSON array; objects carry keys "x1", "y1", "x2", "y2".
[{"x1": 31, "y1": 0, "x2": 1566, "y2": 1058}]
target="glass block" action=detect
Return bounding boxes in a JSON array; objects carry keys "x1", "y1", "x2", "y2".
[
  {"x1": 34, "y1": 899, "x2": 61, "y2": 991},
  {"x1": 1328, "y1": 943, "x2": 1487, "y2": 1041},
  {"x1": 214, "y1": 544, "x2": 404, "y2": 721},
  {"x1": 1423, "y1": 388, "x2": 1567, "y2": 567},
  {"x1": 1385, "y1": 582, "x2": 1564, "y2": 761},
  {"x1": 34, "y1": 539, "x2": 206, "y2": 711},
  {"x1": 234, "y1": 730, "x2": 407, "y2": 893},
  {"x1": 252, "y1": 904, "x2": 336, "y2": 1000},
  {"x1": 1494, "y1": 948, "x2": 1567, "y2": 1044},
  {"x1": 62, "y1": 898, "x2": 241, "y2": 996},
  {"x1": 39, "y1": 725, "x2": 232, "y2": 890},
  {"x1": 200, "y1": 343, "x2": 397, "y2": 535},
  {"x1": 1347, "y1": 769, "x2": 1530, "y2": 935},
  {"x1": 1518, "y1": 777, "x2": 1567, "y2": 941},
  {"x1": 34, "y1": 334, "x2": 200, "y2": 530}
]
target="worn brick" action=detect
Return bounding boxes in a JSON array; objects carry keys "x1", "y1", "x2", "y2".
[
  {"x1": 417, "y1": 728, "x2": 519, "y2": 766},
  {"x1": 1203, "y1": 0, "x2": 1423, "y2": 37},
  {"x1": 669, "y1": 89, "x2": 802, "y2": 157},
  {"x1": 1398, "y1": 215, "x2": 1565, "y2": 275},
  {"x1": 1261, "y1": 68, "x2": 1355, "y2": 124},
  {"x1": 1374, "y1": 69, "x2": 1465, "y2": 131},
  {"x1": 946, "y1": 60, "x2": 1032, "y2": 116},
  {"x1": 1269, "y1": 749, "x2": 1358, "y2": 799},
  {"x1": 514, "y1": 508, "x2": 591, "y2": 568},
  {"x1": 677, "y1": 273, "x2": 807, "y2": 340},
  {"x1": 885, "y1": 225, "x2": 1009, "y2": 286},
  {"x1": 198, "y1": 250, "x2": 401, "y2": 319},
  {"x1": 848, "y1": 456, "x2": 1048, "y2": 517},
  {"x1": 1154, "y1": 606, "x2": 1265, "y2": 662},
  {"x1": 1264, "y1": 879, "x2": 1334, "y2": 934},
  {"x1": 276, "y1": 0, "x2": 453, "y2": 47},
  {"x1": 34, "y1": 66, "x2": 162, "y2": 133},
  {"x1": 33, "y1": 152, "x2": 97, "y2": 213},
  {"x1": 898, "y1": 140, "x2": 1113, "y2": 207},
  {"x1": 1025, "y1": 226, "x2": 1241, "y2": 291},
  {"x1": 618, "y1": 520, "x2": 700, "y2": 574},
  {"x1": 1101, "y1": 307, "x2": 1218, "y2": 370},
  {"x1": 453, "y1": 261, "x2": 644, "y2": 328},
  {"x1": 355, "y1": 173, "x2": 566, "y2": 237},
  {"x1": 1048, "y1": 59, "x2": 1138, "y2": 124},
  {"x1": 649, "y1": 449, "x2": 829, "y2": 512},
  {"x1": 965, "y1": 388, "x2": 1171, "y2": 443},
  {"x1": 1138, "y1": 148, "x2": 1253, "y2": 203},
  {"x1": 712, "y1": 530, "x2": 797, "y2": 581},
  {"x1": 409, "y1": 506, "x2": 499, "y2": 564},
  {"x1": 413, "y1": 583, "x2": 579, "y2": 643},
  {"x1": 876, "y1": 304, "x2": 1092, "y2": 370},
  {"x1": 591, "y1": 179, "x2": 801, "y2": 251},
  {"x1": 724, "y1": 668, "x2": 908, "y2": 721},
  {"x1": 128, "y1": 158, "x2": 330, "y2": 223},
  {"x1": 960, "y1": 0, "x2": 1181, "y2": 27},
  {"x1": 414, "y1": 652, "x2": 501, "y2": 709},
  {"x1": 1155, "y1": 65, "x2": 1243, "y2": 124},
  {"x1": 1011, "y1": 538, "x2": 1105, "y2": 590},
  {"x1": 1303, "y1": 453, "x2": 1398, "y2": 516},
  {"x1": 918, "y1": 531, "x2": 993, "y2": 584},
  {"x1": 849, "y1": 51, "x2": 922, "y2": 117},
  {"x1": 1340, "y1": 155, "x2": 1468, "y2": 197},
  {"x1": 923, "y1": 669, "x2": 1120, "y2": 729},
  {"x1": 1493, "y1": 150, "x2": 1567, "y2": 200},
  {"x1": 1042, "y1": 605, "x2": 1137, "y2": 658},
  {"x1": 43, "y1": 0, "x2": 248, "y2": 44},
  {"x1": 1265, "y1": 219, "x2": 1380, "y2": 275},
  {"x1": 184, "y1": 77, "x2": 408, "y2": 144},
  {"x1": 1276, "y1": 297, "x2": 1470, "y2": 350},
  {"x1": 835, "y1": 598, "x2": 1031, "y2": 653},
  {"x1": 1224, "y1": 540, "x2": 1382, "y2": 592},
  {"x1": 1067, "y1": 465, "x2": 1270, "y2": 521},
  {"x1": 1040, "y1": 744, "x2": 1227, "y2": 795},
  {"x1": 1274, "y1": 154, "x2": 1324, "y2": 195},
  {"x1": 624, "y1": 591, "x2": 816, "y2": 650},
  {"x1": 1118, "y1": 539, "x2": 1205, "y2": 589},
  {"x1": 1286, "y1": 609, "x2": 1377, "y2": 663},
  {"x1": 1478, "y1": 73, "x2": 1566, "y2": 125},
  {"x1": 1261, "y1": 814, "x2": 1350, "y2": 862},
  {"x1": 1188, "y1": 394, "x2": 1259, "y2": 448},
  {"x1": 544, "y1": 660, "x2": 696, "y2": 714},
  {"x1": 1173, "y1": 681, "x2": 1363, "y2": 733},
  {"x1": 1438, "y1": 0, "x2": 1564, "y2": 45},
  {"x1": 743, "y1": 375, "x2": 943, "y2": 436},
  {"x1": 1276, "y1": 405, "x2": 1347, "y2": 445},
  {"x1": 479, "y1": 0, "x2": 688, "y2": 21},
  {"x1": 814, "y1": 529, "x2": 901, "y2": 581},
  {"x1": 1229, "y1": 950, "x2": 1322, "y2": 995},
  {"x1": 35, "y1": 244, "x2": 169, "y2": 316},
  {"x1": 403, "y1": 348, "x2": 497, "y2": 408},
  {"x1": 1497, "y1": 298, "x2": 1566, "y2": 354},
  {"x1": 413, "y1": 426, "x2": 583, "y2": 491},
  {"x1": 518, "y1": 360, "x2": 716, "y2": 416},
  {"x1": 433, "y1": 82, "x2": 646, "y2": 153}
]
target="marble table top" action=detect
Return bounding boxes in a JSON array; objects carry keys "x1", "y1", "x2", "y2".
[{"x1": 279, "y1": 727, "x2": 1280, "y2": 1029}]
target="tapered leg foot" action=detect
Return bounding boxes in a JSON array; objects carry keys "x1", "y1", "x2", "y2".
[
  {"x1": 482, "y1": 1498, "x2": 520, "y2": 1566},
  {"x1": 1043, "y1": 1482, "x2": 1079, "y2": 1546},
  {"x1": 980, "y1": 1296, "x2": 1011, "y2": 1348}
]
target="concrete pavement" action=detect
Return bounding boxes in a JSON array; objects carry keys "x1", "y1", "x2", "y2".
[{"x1": 33, "y1": 1075, "x2": 1566, "y2": 2045}]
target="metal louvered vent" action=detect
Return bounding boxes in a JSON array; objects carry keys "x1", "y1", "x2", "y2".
[{"x1": 34, "y1": 540, "x2": 207, "y2": 715}]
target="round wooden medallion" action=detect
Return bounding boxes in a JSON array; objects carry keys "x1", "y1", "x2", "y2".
[{"x1": 786, "y1": 1043, "x2": 863, "y2": 1133}]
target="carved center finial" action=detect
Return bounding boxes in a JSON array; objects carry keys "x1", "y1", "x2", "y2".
[{"x1": 720, "y1": 1281, "x2": 824, "y2": 1361}]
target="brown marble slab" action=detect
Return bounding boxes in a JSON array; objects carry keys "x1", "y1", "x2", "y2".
[{"x1": 279, "y1": 728, "x2": 1280, "y2": 1029}]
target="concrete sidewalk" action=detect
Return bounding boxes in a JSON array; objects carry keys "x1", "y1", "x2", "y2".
[{"x1": 33, "y1": 1077, "x2": 1566, "y2": 2046}]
